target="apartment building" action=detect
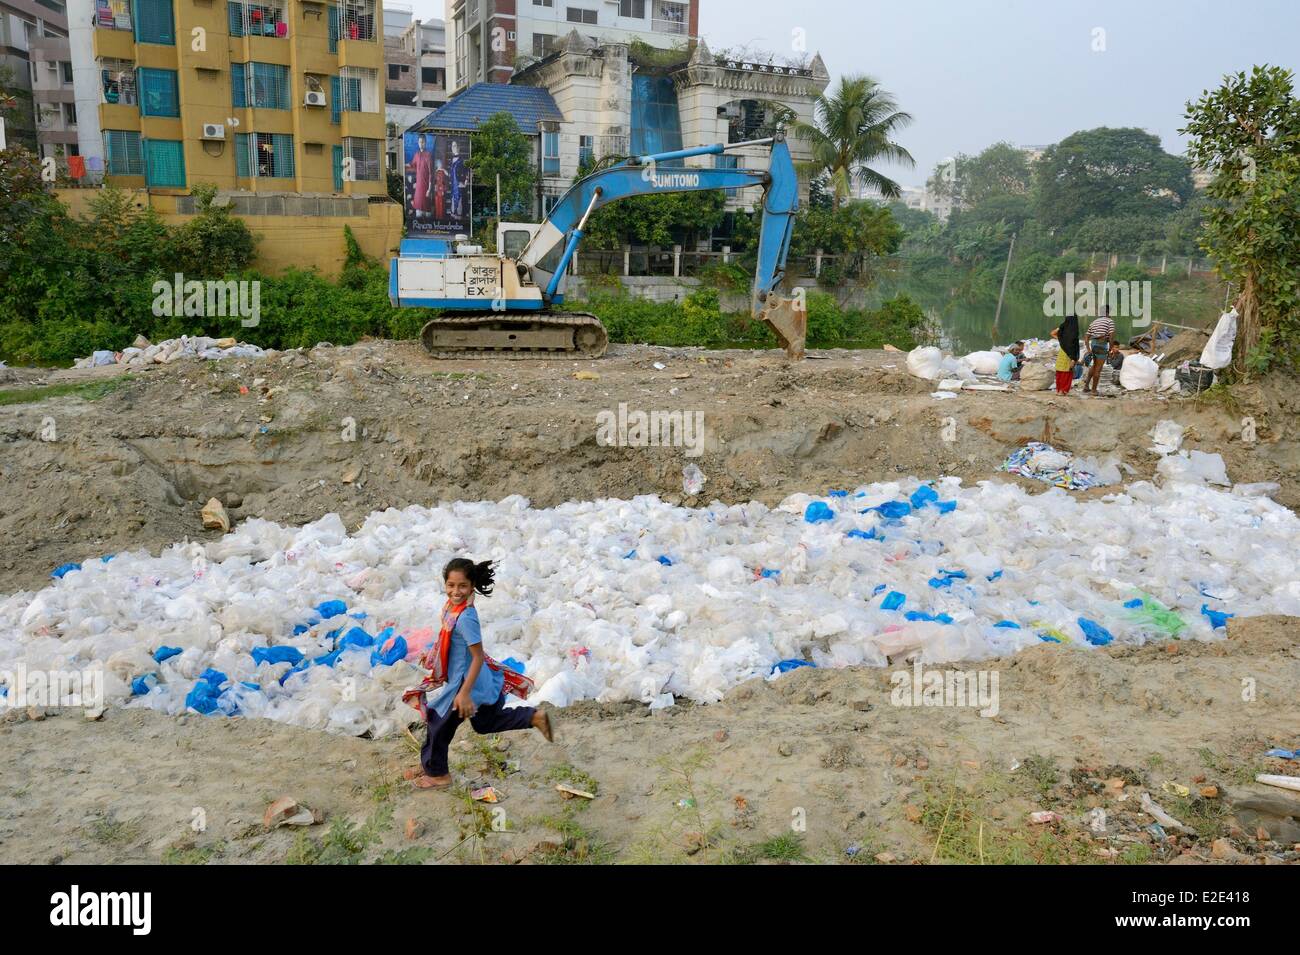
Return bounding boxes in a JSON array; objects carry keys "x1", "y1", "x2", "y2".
[
  {"x1": 74, "y1": 0, "x2": 387, "y2": 196},
  {"x1": 1, "y1": 0, "x2": 78, "y2": 160},
  {"x1": 445, "y1": 0, "x2": 697, "y2": 94}
]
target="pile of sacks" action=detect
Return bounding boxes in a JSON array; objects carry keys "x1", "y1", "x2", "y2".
[
  {"x1": 75, "y1": 335, "x2": 266, "y2": 369},
  {"x1": 4, "y1": 473, "x2": 1298, "y2": 738}
]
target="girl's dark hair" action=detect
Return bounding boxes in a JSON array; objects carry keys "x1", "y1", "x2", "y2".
[{"x1": 443, "y1": 557, "x2": 495, "y2": 596}]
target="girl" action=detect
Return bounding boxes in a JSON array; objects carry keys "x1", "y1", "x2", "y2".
[
  {"x1": 1051, "y1": 313, "x2": 1080, "y2": 395},
  {"x1": 403, "y1": 558, "x2": 552, "y2": 790}
]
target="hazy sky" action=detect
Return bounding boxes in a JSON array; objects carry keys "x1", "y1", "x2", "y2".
[{"x1": 407, "y1": 0, "x2": 1299, "y2": 187}]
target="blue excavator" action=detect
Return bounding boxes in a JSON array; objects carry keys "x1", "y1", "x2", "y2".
[{"x1": 388, "y1": 131, "x2": 807, "y2": 359}]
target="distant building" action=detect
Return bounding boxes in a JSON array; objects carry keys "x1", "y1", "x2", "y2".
[
  {"x1": 402, "y1": 16, "x2": 445, "y2": 109},
  {"x1": 511, "y1": 34, "x2": 828, "y2": 222},
  {"x1": 72, "y1": 0, "x2": 387, "y2": 197},
  {"x1": 445, "y1": 0, "x2": 698, "y2": 94},
  {"x1": 1, "y1": 0, "x2": 79, "y2": 165}
]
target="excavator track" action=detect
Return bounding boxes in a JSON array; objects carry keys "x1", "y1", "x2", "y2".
[{"x1": 419, "y1": 311, "x2": 609, "y2": 359}]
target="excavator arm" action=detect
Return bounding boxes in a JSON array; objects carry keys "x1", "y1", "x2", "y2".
[{"x1": 520, "y1": 132, "x2": 807, "y2": 358}]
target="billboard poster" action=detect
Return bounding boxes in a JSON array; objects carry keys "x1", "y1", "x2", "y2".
[{"x1": 403, "y1": 130, "x2": 471, "y2": 235}]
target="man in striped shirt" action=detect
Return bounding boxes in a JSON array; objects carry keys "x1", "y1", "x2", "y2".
[{"x1": 1083, "y1": 307, "x2": 1117, "y2": 394}]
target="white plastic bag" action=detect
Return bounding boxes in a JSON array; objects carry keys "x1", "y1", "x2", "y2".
[
  {"x1": 1119, "y1": 353, "x2": 1158, "y2": 390},
  {"x1": 1200, "y1": 309, "x2": 1237, "y2": 370},
  {"x1": 963, "y1": 350, "x2": 1002, "y2": 376},
  {"x1": 906, "y1": 346, "x2": 944, "y2": 380}
]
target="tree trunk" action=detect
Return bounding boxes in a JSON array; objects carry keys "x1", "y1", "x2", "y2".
[{"x1": 1233, "y1": 271, "x2": 1260, "y2": 378}]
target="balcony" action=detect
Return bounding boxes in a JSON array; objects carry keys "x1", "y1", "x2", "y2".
[{"x1": 94, "y1": 0, "x2": 133, "y2": 31}]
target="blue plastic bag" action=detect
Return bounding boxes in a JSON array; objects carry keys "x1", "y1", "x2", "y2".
[
  {"x1": 251, "y1": 646, "x2": 305, "y2": 667},
  {"x1": 315, "y1": 599, "x2": 347, "y2": 619},
  {"x1": 153, "y1": 646, "x2": 182, "y2": 664},
  {"x1": 371, "y1": 636, "x2": 408, "y2": 667},
  {"x1": 804, "y1": 501, "x2": 834, "y2": 523},
  {"x1": 51, "y1": 562, "x2": 82, "y2": 579},
  {"x1": 880, "y1": 591, "x2": 906, "y2": 611},
  {"x1": 770, "y1": 659, "x2": 815, "y2": 675},
  {"x1": 1200, "y1": 604, "x2": 1234, "y2": 630},
  {"x1": 1077, "y1": 617, "x2": 1114, "y2": 646}
]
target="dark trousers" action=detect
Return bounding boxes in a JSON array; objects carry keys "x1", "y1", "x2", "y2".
[{"x1": 421, "y1": 693, "x2": 536, "y2": 777}]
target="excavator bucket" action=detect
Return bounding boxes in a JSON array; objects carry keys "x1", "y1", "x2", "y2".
[{"x1": 757, "y1": 292, "x2": 807, "y2": 361}]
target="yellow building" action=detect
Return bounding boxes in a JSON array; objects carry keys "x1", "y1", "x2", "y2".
[{"x1": 91, "y1": 0, "x2": 387, "y2": 198}]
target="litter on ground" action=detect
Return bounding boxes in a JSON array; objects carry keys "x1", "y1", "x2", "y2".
[{"x1": 3, "y1": 474, "x2": 1297, "y2": 738}]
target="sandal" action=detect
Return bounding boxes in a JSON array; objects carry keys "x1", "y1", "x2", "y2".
[{"x1": 412, "y1": 774, "x2": 452, "y2": 790}]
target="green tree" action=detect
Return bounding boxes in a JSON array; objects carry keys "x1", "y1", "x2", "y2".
[
  {"x1": 790, "y1": 201, "x2": 903, "y2": 280},
  {"x1": 929, "y1": 142, "x2": 1033, "y2": 209},
  {"x1": 1183, "y1": 65, "x2": 1300, "y2": 373},
  {"x1": 793, "y1": 74, "x2": 914, "y2": 205},
  {"x1": 467, "y1": 112, "x2": 537, "y2": 222},
  {"x1": 1034, "y1": 127, "x2": 1193, "y2": 231},
  {"x1": 171, "y1": 183, "x2": 257, "y2": 276}
]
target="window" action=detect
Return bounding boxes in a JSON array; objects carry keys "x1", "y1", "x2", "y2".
[
  {"x1": 542, "y1": 130, "x2": 559, "y2": 175},
  {"x1": 339, "y1": 67, "x2": 376, "y2": 111},
  {"x1": 715, "y1": 153, "x2": 739, "y2": 198},
  {"x1": 329, "y1": 72, "x2": 365, "y2": 123},
  {"x1": 96, "y1": 1, "x2": 133, "y2": 32},
  {"x1": 104, "y1": 129, "x2": 145, "y2": 176},
  {"x1": 61, "y1": 62, "x2": 73, "y2": 84},
  {"x1": 339, "y1": 0, "x2": 376, "y2": 42},
  {"x1": 531, "y1": 33, "x2": 554, "y2": 58},
  {"x1": 652, "y1": 0, "x2": 687, "y2": 34},
  {"x1": 388, "y1": 64, "x2": 400, "y2": 80},
  {"x1": 232, "y1": 62, "x2": 290, "y2": 109},
  {"x1": 144, "y1": 139, "x2": 186, "y2": 187},
  {"x1": 421, "y1": 67, "x2": 437, "y2": 85},
  {"x1": 619, "y1": 0, "x2": 646, "y2": 17},
  {"x1": 100, "y1": 59, "x2": 137, "y2": 105},
  {"x1": 228, "y1": 2, "x2": 288, "y2": 38},
  {"x1": 502, "y1": 229, "x2": 532, "y2": 258},
  {"x1": 63, "y1": 103, "x2": 77, "y2": 126},
  {"x1": 137, "y1": 68, "x2": 180, "y2": 117},
  {"x1": 533, "y1": 0, "x2": 553, "y2": 6},
  {"x1": 578, "y1": 134, "x2": 592, "y2": 168},
  {"x1": 566, "y1": 8, "x2": 597, "y2": 25},
  {"x1": 343, "y1": 137, "x2": 381, "y2": 180},
  {"x1": 133, "y1": 0, "x2": 176, "y2": 45},
  {"x1": 236, "y1": 132, "x2": 295, "y2": 178}
]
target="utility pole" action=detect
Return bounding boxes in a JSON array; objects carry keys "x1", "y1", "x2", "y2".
[{"x1": 993, "y1": 232, "x2": 1016, "y2": 336}]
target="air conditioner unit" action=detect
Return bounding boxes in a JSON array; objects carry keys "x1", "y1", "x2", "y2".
[
  {"x1": 201, "y1": 123, "x2": 225, "y2": 140},
  {"x1": 304, "y1": 90, "x2": 327, "y2": 107}
]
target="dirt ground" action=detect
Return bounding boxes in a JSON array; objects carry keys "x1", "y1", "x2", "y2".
[{"x1": 1, "y1": 340, "x2": 1298, "y2": 864}]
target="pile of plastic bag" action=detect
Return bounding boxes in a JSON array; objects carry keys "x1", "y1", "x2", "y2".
[
  {"x1": 4, "y1": 477, "x2": 1297, "y2": 737},
  {"x1": 999, "y1": 442, "x2": 1122, "y2": 490},
  {"x1": 74, "y1": 336, "x2": 266, "y2": 369}
]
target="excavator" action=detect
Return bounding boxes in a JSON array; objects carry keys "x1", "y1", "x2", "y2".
[{"x1": 388, "y1": 131, "x2": 807, "y2": 360}]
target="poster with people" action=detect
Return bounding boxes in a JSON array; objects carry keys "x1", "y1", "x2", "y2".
[{"x1": 403, "y1": 130, "x2": 471, "y2": 235}]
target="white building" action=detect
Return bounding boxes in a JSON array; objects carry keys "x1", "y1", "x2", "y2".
[
  {"x1": 511, "y1": 34, "x2": 829, "y2": 223},
  {"x1": 446, "y1": 0, "x2": 698, "y2": 94}
]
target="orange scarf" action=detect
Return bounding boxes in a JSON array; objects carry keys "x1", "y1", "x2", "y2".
[{"x1": 402, "y1": 600, "x2": 535, "y2": 719}]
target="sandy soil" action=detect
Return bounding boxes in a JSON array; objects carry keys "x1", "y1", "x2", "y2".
[{"x1": 1, "y1": 341, "x2": 1298, "y2": 864}]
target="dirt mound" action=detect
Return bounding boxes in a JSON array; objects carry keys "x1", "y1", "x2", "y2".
[
  {"x1": 1, "y1": 341, "x2": 1296, "y2": 594},
  {"x1": 4, "y1": 616, "x2": 1295, "y2": 864}
]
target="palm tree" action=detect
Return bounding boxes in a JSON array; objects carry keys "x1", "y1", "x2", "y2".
[{"x1": 793, "y1": 75, "x2": 915, "y2": 206}]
